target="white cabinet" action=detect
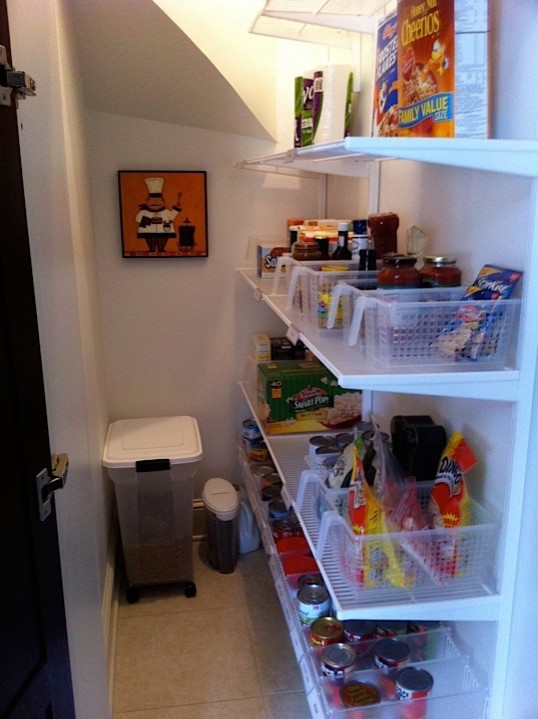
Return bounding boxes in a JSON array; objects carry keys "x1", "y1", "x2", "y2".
[{"x1": 238, "y1": 136, "x2": 538, "y2": 719}]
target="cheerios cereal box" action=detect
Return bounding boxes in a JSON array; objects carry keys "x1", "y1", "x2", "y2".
[
  {"x1": 396, "y1": 0, "x2": 489, "y2": 137},
  {"x1": 257, "y1": 360, "x2": 362, "y2": 435}
]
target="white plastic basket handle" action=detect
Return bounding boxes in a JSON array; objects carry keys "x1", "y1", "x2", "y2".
[
  {"x1": 348, "y1": 295, "x2": 375, "y2": 347},
  {"x1": 326, "y1": 283, "x2": 353, "y2": 329},
  {"x1": 270, "y1": 253, "x2": 292, "y2": 296},
  {"x1": 286, "y1": 265, "x2": 307, "y2": 310},
  {"x1": 296, "y1": 469, "x2": 321, "y2": 512},
  {"x1": 317, "y1": 510, "x2": 344, "y2": 558}
]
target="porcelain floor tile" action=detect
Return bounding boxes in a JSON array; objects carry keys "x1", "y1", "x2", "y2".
[{"x1": 113, "y1": 697, "x2": 269, "y2": 719}]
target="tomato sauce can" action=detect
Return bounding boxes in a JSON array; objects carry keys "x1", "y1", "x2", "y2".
[
  {"x1": 321, "y1": 642, "x2": 356, "y2": 679},
  {"x1": 297, "y1": 585, "x2": 331, "y2": 625},
  {"x1": 297, "y1": 572, "x2": 324, "y2": 589},
  {"x1": 343, "y1": 619, "x2": 376, "y2": 643},
  {"x1": 340, "y1": 680, "x2": 381, "y2": 708},
  {"x1": 271, "y1": 519, "x2": 295, "y2": 540},
  {"x1": 310, "y1": 617, "x2": 344, "y2": 647},
  {"x1": 396, "y1": 667, "x2": 433, "y2": 719},
  {"x1": 374, "y1": 638, "x2": 410, "y2": 672},
  {"x1": 376, "y1": 620, "x2": 409, "y2": 637}
]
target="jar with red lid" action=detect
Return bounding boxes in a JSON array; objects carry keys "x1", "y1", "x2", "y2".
[
  {"x1": 419, "y1": 255, "x2": 462, "y2": 287},
  {"x1": 378, "y1": 254, "x2": 420, "y2": 289},
  {"x1": 292, "y1": 239, "x2": 323, "y2": 261},
  {"x1": 368, "y1": 212, "x2": 399, "y2": 257}
]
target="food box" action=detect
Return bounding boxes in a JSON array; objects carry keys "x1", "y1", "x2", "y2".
[
  {"x1": 252, "y1": 333, "x2": 271, "y2": 361},
  {"x1": 396, "y1": 0, "x2": 490, "y2": 138},
  {"x1": 257, "y1": 360, "x2": 362, "y2": 435},
  {"x1": 257, "y1": 244, "x2": 290, "y2": 278},
  {"x1": 372, "y1": 11, "x2": 399, "y2": 137}
]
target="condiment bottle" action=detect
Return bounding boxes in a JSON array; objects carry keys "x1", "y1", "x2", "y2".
[
  {"x1": 351, "y1": 219, "x2": 369, "y2": 260},
  {"x1": 377, "y1": 254, "x2": 420, "y2": 288},
  {"x1": 313, "y1": 234, "x2": 330, "y2": 260},
  {"x1": 419, "y1": 255, "x2": 462, "y2": 287},
  {"x1": 292, "y1": 239, "x2": 323, "y2": 261},
  {"x1": 331, "y1": 222, "x2": 352, "y2": 260},
  {"x1": 368, "y1": 212, "x2": 399, "y2": 257}
]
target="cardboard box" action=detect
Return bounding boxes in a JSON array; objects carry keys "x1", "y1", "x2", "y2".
[
  {"x1": 257, "y1": 360, "x2": 362, "y2": 435},
  {"x1": 396, "y1": 0, "x2": 490, "y2": 138},
  {"x1": 257, "y1": 244, "x2": 289, "y2": 278},
  {"x1": 252, "y1": 333, "x2": 271, "y2": 362},
  {"x1": 372, "y1": 12, "x2": 399, "y2": 137}
]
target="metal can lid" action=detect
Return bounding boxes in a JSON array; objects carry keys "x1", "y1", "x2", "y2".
[
  {"x1": 309, "y1": 435, "x2": 333, "y2": 447},
  {"x1": 335, "y1": 432, "x2": 354, "y2": 446},
  {"x1": 381, "y1": 253, "x2": 417, "y2": 267},
  {"x1": 321, "y1": 642, "x2": 356, "y2": 669},
  {"x1": 297, "y1": 585, "x2": 330, "y2": 606},
  {"x1": 376, "y1": 620, "x2": 408, "y2": 636},
  {"x1": 315, "y1": 444, "x2": 341, "y2": 455},
  {"x1": 311, "y1": 617, "x2": 344, "y2": 640},
  {"x1": 341, "y1": 681, "x2": 381, "y2": 707},
  {"x1": 297, "y1": 572, "x2": 325, "y2": 589},
  {"x1": 396, "y1": 667, "x2": 434, "y2": 693},
  {"x1": 343, "y1": 619, "x2": 376, "y2": 638},
  {"x1": 423, "y1": 254, "x2": 458, "y2": 265},
  {"x1": 375, "y1": 638, "x2": 410, "y2": 663},
  {"x1": 267, "y1": 498, "x2": 288, "y2": 518}
]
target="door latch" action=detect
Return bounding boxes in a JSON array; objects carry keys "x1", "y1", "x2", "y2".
[
  {"x1": 0, "y1": 44, "x2": 36, "y2": 107},
  {"x1": 36, "y1": 453, "x2": 69, "y2": 522}
]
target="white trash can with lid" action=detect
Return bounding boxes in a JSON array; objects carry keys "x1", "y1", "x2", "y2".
[
  {"x1": 202, "y1": 477, "x2": 239, "y2": 574},
  {"x1": 103, "y1": 415, "x2": 202, "y2": 602}
]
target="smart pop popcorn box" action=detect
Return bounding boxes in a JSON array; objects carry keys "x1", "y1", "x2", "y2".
[{"x1": 396, "y1": 0, "x2": 490, "y2": 137}]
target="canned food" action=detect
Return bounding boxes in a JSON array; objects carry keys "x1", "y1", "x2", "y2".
[
  {"x1": 262, "y1": 472, "x2": 283, "y2": 490},
  {"x1": 310, "y1": 617, "x2": 344, "y2": 647},
  {"x1": 261, "y1": 485, "x2": 281, "y2": 501},
  {"x1": 321, "y1": 642, "x2": 356, "y2": 679},
  {"x1": 309, "y1": 435, "x2": 333, "y2": 455},
  {"x1": 242, "y1": 418, "x2": 261, "y2": 440},
  {"x1": 335, "y1": 432, "x2": 354, "y2": 448},
  {"x1": 297, "y1": 585, "x2": 331, "y2": 625},
  {"x1": 315, "y1": 444, "x2": 341, "y2": 457},
  {"x1": 374, "y1": 638, "x2": 410, "y2": 672},
  {"x1": 340, "y1": 680, "x2": 381, "y2": 707},
  {"x1": 249, "y1": 439, "x2": 268, "y2": 463},
  {"x1": 407, "y1": 620, "x2": 440, "y2": 634},
  {"x1": 395, "y1": 667, "x2": 434, "y2": 700},
  {"x1": 268, "y1": 498, "x2": 289, "y2": 519},
  {"x1": 343, "y1": 619, "x2": 376, "y2": 643},
  {"x1": 251, "y1": 464, "x2": 275, "y2": 483},
  {"x1": 297, "y1": 572, "x2": 324, "y2": 590},
  {"x1": 376, "y1": 620, "x2": 408, "y2": 637},
  {"x1": 271, "y1": 519, "x2": 295, "y2": 540}
]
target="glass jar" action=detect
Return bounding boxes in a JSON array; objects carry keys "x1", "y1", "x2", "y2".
[
  {"x1": 419, "y1": 255, "x2": 462, "y2": 287},
  {"x1": 368, "y1": 212, "x2": 399, "y2": 257},
  {"x1": 292, "y1": 239, "x2": 323, "y2": 261},
  {"x1": 378, "y1": 254, "x2": 420, "y2": 288}
]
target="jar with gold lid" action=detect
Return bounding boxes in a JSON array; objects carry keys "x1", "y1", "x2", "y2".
[
  {"x1": 378, "y1": 254, "x2": 420, "y2": 289},
  {"x1": 292, "y1": 239, "x2": 323, "y2": 262},
  {"x1": 419, "y1": 255, "x2": 462, "y2": 287}
]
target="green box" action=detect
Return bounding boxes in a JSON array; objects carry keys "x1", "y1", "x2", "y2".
[{"x1": 257, "y1": 360, "x2": 362, "y2": 435}]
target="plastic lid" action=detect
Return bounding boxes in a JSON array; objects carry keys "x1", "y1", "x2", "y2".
[
  {"x1": 102, "y1": 416, "x2": 202, "y2": 468},
  {"x1": 202, "y1": 477, "x2": 239, "y2": 520}
]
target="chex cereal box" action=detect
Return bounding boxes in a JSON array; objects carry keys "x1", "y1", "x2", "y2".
[
  {"x1": 257, "y1": 360, "x2": 362, "y2": 435},
  {"x1": 397, "y1": 0, "x2": 489, "y2": 137},
  {"x1": 372, "y1": 12, "x2": 399, "y2": 137}
]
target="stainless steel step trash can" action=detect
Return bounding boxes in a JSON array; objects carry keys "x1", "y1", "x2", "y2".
[
  {"x1": 202, "y1": 477, "x2": 239, "y2": 574},
  {"x1": 103, "y1": 416, "x2": 202, "y2": 603}
]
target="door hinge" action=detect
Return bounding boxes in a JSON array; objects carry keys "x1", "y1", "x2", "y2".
[
  {"x1": 0, "y1": 44, "x2": 36, "y2": 107},
  {"x1": 36, "y1": 453, "x2": 69, "y2": 522}
]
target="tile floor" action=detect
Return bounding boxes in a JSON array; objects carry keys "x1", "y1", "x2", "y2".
[{"x1": 112, "y1": 541, "x2": 312, "y2": 718}]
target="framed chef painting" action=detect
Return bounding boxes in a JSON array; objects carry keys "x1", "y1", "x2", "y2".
[{"x1": 118, "y1": 170, "x2": 208, "y2": 257}]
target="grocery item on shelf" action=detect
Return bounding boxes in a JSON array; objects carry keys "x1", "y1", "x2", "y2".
[
  {"x1": 461, "y1": 264, "x2": 522, "y2": 300},
  {"x1": 372, "y1": 11, "x2": 398, "y2": 137},
  {"x1": 368, "y1": 212, "x2": 399, "y2": 258},
  {"x1": 251, "y1": 333, "x2": 271, "y2": 361},
  {"x1": 419, "y1": 255, "x2": 462, "y2": 287},
  {"x1": 390, "y1": 415, "x2": 447, "y2": 483},
  {"x1": 257, "y1": 243, "x2": 290, "y2": 278},
  {"x1": 257, "y1": 360, "x2": 363, "y2": 435},
  {"x1": 378, "y1": 253, "x2": 421, "y2": 289}
]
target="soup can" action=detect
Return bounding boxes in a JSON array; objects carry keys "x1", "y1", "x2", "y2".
[
  {"x1": 374, "y1": 638, "x2": 410, "y2": 672},
  {"x1": 262, "y1": 472, "x2": 283, "y2": 490},
  {"x1": 297, "y1": 572, "x2": 324, "y2": 590},
  {"x1": 309, "y1": 435, "x2": 333, "y2": 454},
  {"x1": 242, "y1": 418, "x2": 261, "y2": 440},
  {"x1": 321, "y1": 643, "x2": 356, "y2": 679},
  {"x1": 310, "y1": 617, "x2": 344, "y2": 647},
  {"x1": 271, "y1": 519, "x2": 295, "y2": 540},
  {"x1": 268, "y1": 498, "x2": 289, "y2": 519},
  {"x1": 395, "y1": 667, "x2": 434, "y2": 700},
  {"x1": 251, "y1": 464, "x2": 275, "y2": 484},
  {"x1": 297, "y1": 585, "x2": 331, "y2": 625},
  {"x1": 376, "y1": 620, "x2": 408, "y2": 637},
  {"x1": 341, "y1": 680, "x2": 381, "y2": 708},
  {"x1": 343, "y1": 619, "x2": 376, "y2": 643}
]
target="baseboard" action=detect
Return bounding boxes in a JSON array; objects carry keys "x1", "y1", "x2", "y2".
[{"x1": 102, "y1": 519, "x2": 120, "y2": 704}]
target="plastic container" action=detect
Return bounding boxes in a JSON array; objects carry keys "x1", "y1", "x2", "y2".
[
  {"x1": 202, "y1": 477, "x2": 239, "y2": 574},
  {"x1": 102, "y1": 415, "x2": 202, "y2": 602},
  {"x1": 332, "y1": 284, "x2": 520, "y2": 367}
]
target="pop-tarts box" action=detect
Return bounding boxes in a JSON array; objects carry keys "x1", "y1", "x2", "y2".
[{"x1": 372, "y1": 12, "x2": 399, "y2": 137}]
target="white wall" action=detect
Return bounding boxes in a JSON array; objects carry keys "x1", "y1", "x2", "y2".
[
  {"x1": 7, "y1": 1, "x2": 112, "y2": 717},
  {"x1": 87, "y1": 113, "x2": 324, "y2": 496}
]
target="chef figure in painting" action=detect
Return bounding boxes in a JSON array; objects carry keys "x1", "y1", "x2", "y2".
[{"x1": 135, "y1": 177, "x2": 182, "y2": 253}]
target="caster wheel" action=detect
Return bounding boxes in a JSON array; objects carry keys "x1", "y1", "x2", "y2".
[
  {"x1": 184, "y1": 581, "x2": 197, "y2": 598},
  {"x1": 126, "y1": 586, "x2": 140, "y2": 604}
]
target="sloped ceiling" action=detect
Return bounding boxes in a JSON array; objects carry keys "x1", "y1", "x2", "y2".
[{"x1": 66, "y1": 0, "x2": 275, "y2": 140}]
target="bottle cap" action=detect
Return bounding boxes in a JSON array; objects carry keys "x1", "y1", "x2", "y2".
[
  {"x1": 352, "y1": 219, "x2": 368, "y2": 235},
  {"x1": 338, "y1": 221, "x2": 350, "y2": 232}
]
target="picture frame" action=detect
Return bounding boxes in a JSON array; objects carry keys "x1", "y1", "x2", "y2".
[{"x1": 118, "y1": 170, "x2": 208, "y2": 257}]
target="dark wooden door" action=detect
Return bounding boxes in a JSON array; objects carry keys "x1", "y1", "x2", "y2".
[{"x1": 0, "y1": 2, "x2": 75, "y2": 717}]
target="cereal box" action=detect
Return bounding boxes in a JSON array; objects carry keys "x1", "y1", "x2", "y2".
[
  {"x1": 257, "y1": 244, "x2": 289, "y2": 278},
  {"x1": 396, "y1": 0, "x2": 489, "y2": 138},
  {"x1": 372, "y1": 12, "x2": 399, "y2": 137},
  {"x1": 257, "y1": 360, "x2": 362, "y2": 435}
]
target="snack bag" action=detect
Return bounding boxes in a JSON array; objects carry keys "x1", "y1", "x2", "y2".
[
  {"x1": 461, "y1": 265, "x2": 522, "y2": 301},
  {"x1": 428, "y1": 431, "x2": 476, "y2": 577}
]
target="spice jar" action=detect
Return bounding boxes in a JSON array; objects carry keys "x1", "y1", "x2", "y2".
[
  {"x1": 368, "y1": 212, "x2": 399, "y2": 257},
  {"x1": 419, "y1": 255, "x2": 462, "y2": 287},
  {"x1": 378, "y1": 254, "x2": 420, "y2": 288},
  {"x1": 292, "y1": 239, "x2": 323, "y2": 261}
]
